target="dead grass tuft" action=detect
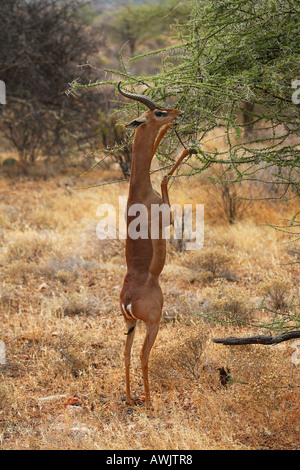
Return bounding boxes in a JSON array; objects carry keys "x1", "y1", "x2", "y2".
[
  {"x1": 3, "y1": 230, "x2": 56, "y2": 263},
  {"x1": 185, "y1": 246, "x2": 234, "y2": 280},
  {"x1": 260, "y1": 277, "x2": 293, "y2": 311},
  {"x1": 200, "y1": 280, "x2": 255, "y2": 325}
]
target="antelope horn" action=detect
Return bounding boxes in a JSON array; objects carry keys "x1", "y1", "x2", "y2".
[{"x1": 118, "y1": 82, "x2": 157, "y2": 111}]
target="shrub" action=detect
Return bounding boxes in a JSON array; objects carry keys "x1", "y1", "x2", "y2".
[
  {"x1": 4, "y1": 231, "x2": 55, "y2": 263},
  {"x1": 183, "y1": 247, "x2": 233, "y2": 279},
  {"x1": 260, "y1": 278, "x2": 293, "y2": 311},
  {"x1": 201, "y1": 281, "x2": 254, "y2": 325},
  {"x1": 42, "y1": 292, "x2": 101, "y2": 317},
  {"x1": 151, "y1": 324, "x2": 207, "y2": 386}
]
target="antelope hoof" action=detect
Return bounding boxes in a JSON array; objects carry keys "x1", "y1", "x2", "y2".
[
  {"x1": 126, "y1": 398, "x2": 135, "y2": 407},
  {"x1": 125, "y1": 396, "x2": 146, "y2": 407}
]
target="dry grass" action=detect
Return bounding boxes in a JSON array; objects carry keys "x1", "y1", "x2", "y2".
[{"x1": 0, "y1": 171, "x2": 299, "y2": 450}]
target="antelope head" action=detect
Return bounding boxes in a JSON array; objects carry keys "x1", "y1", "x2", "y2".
[{"x1": 118, "y1": 82, "x2": 182, "y2": 131}]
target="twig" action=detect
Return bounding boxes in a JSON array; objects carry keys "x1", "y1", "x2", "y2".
[
  {"x1": 175, "y1": 129, "x2": 187, "y2": 149},
  {"x1": 213, "y1": 330, "x2": 300, "y2": 346},
  {"x1": 162, "y1": 2, "x2": 184, "y2": 19}
]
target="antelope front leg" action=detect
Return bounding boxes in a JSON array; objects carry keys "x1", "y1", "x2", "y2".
[
  {"x1": 152, "y1": 123, "x2": 173, "y2": 156},
  {"x1": 161, "y1": 148, "x2": 192, "y2": 205}
]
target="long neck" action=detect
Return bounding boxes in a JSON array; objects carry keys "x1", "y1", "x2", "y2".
[{"x1": 129, "y1": 124, "x2": 157, "y2": 199}]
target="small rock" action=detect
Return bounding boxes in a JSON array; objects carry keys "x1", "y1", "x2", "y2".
[
  {"x1": 165, "y1": 420, "x2": 174, "y2": 429},
  {"x1": 63, "y1": 396, "x2": 80, "y2": 407},
  {"x1": 37, "y1": 394, "x2": 67, "y2": 405},
  {"x1": 38, "y1": 282, "x2": 48, "y2": 291}
]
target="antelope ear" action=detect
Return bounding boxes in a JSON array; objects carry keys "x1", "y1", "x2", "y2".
[{"x1": 125, "y1": 117, "x2": 147, "y2": 129}]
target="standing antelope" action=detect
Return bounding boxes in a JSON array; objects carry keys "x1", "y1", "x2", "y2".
[{"x1": 118, "y1": 83, "x2": 193, "y2": 408}]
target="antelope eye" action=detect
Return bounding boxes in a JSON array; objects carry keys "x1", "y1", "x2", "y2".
[{"x1": 155, "y1": 111, "x2": 167, "y2": 117}]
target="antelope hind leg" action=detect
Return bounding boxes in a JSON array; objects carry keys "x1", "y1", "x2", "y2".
[
  {"x1": 124, "y1": 318, "x2": 136, "y2": 405},
  {"x1": 140, "y1": 321, "x2": 160, "y2": 408}
]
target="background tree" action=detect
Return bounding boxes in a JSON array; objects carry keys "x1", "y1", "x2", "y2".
[
  {"x1": 97, "y1": 0, "x2": 191, "y2": 55},
  {"x1": 0, "y1": 0, "x2": 105, "y2": 168},
  {"x1": 98, "y1": 112, "x2": 132, "y2": 177}
]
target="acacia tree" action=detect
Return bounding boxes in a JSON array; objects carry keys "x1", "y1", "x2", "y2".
[
  {"x1": 126, "y1": 0, "x2": 300, "y2": 190},
  {"x1": 73, "y1": 0, "x2": 300, "y2": 207}
]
